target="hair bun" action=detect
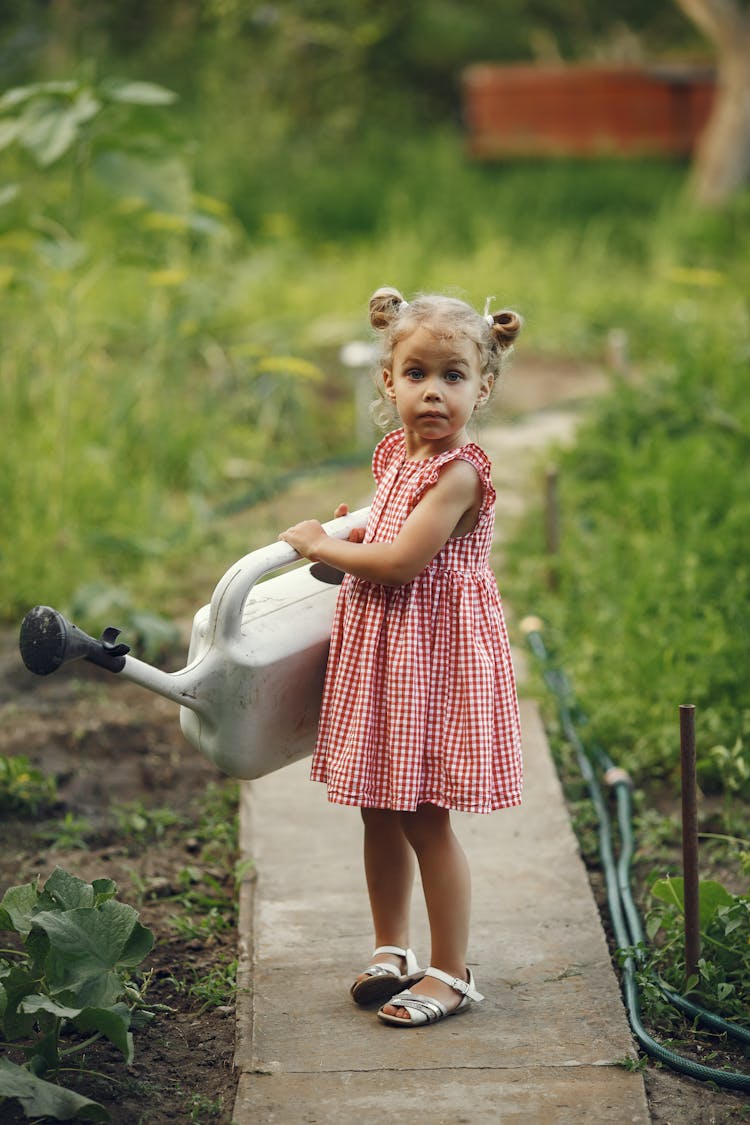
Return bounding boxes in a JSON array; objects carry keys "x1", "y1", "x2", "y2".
[
  {"x1": 489, "y1": 309, "x2": 523, "y2": 350},
  {"x1": 369, "y1": 286, "x2": 406, "y2": 330}
]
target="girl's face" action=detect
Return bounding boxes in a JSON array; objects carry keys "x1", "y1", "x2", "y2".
[{"x1": 383, "y1": 324, "x2": 492, "y2": 456}]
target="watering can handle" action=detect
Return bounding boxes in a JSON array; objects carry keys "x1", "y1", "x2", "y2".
[{"x1": 208, "y1": 505, "x2": 371, "y2": 643}]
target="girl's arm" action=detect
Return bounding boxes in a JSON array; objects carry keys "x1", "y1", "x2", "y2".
[{"x1": 279, "y1": 459, "x2": 481, "y2": 586}]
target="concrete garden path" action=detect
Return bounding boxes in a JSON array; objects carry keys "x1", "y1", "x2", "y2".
[{"x1": 231, "y1": 357, "x2": 650, "y2": 1123}]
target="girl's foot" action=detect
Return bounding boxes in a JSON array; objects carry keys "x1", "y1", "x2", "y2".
[
  {"x1": 350, "y1": 946, "x2": 424, "y2": 1006},
  {"x1": 380, "y1": 966, "x2": 480, "y2": 1022}
]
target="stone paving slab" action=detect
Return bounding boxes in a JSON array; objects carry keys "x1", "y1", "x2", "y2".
[
  {"x1": 236, "y1": 1068, "x2": 646, "y2": 1125},
  {"x1": 232, "y1": 699, "x2": 650, "y2": 1123}
]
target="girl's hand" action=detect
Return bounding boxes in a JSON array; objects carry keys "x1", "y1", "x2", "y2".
[
  {"x1": 334, "y1": 502, "x2": 366, "y2": 544},
  {"x1": 278, "y1": 520, "x2": 327, "y2": 560}
]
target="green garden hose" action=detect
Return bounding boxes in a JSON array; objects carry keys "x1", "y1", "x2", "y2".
[{"x1": 522, "y1": 619, "x2": 750, "y2": 1092}]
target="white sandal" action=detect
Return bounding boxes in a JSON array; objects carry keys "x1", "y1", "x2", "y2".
[
  {"x1": 376, "y1": 966, "x2": 484, "y2": 1027},
  {"x1": 350, "y1": 945, "x2": 425, "y2": 1006}
]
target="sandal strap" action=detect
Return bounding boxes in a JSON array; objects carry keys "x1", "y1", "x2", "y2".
[
  {"x1": 362, "y1": 962, "x2": 400, "y2": 979},
  {"x1": 371, "y1": 945, "x2": 420, "y2": 976},
  {"x1": 424, "y1": 966, "x2": 484, "y2": 1003},
  {"x1": 388, "y1": 991, "x2": 447, "y2": 1023}
]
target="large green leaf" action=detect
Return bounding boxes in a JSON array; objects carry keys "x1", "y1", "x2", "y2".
[
  {"x1": 0, "y1": 1057, "x2": 108, "y2": 1121},
  {"x1": 18, "y1": 99, "x2": 80, "y2": 165},
  {"x1": 34, "y1": 900, "x2": 153, "y2": 1007},
  {"x1": 36, "y1": 869, "x2": 93, "y2": 912},
  {"x1": 15, "y1": 90, "x2": 100, "y2": 166},
  {"x1": 20, "y1": 996, "x2": 134, "y2": 1064},
  {"x1": 0, "y1": 119, "x2": 21, "y2": 150},
  {"x1": 119, "y1": 919, "x2": 155, "y2": 969},
  {"x1": 90, "y1": 878, "x2": 119, "y2": 905},
  {"x1": 36, "y1": 868, "x2": 116, "y2": 913},
  {"x1": 0, "y1": 81, "x2": 77, "y2": 111},
  {"x1": 0, "y1": 965, "x2": 39, "y2": 1041},
  {"x1": 75, "y1": 1002, "x2": 134, "y2": 1064},
  {"x1": 651, "y1": 876, "x2": 736, "y2": 929},
  {"x1": 0, "y1": 880, "x2": 39, "y2": 935},
  {"x1": 103, "y1": 79, "x2": 177, "y2": 106}
]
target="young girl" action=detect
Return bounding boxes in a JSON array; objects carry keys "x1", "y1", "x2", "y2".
[{"x1": 279, "y1": 286, "x2": 523, "y2": 1027}]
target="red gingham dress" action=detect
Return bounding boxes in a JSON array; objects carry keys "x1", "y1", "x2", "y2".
[{"x1": 310, "y1": 428, "x2": 523, "y2": 814}]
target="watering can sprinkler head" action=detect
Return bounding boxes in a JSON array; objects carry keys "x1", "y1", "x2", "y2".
[{"x1": 19, "y1": 606, "x2": 131, "y2": 676}]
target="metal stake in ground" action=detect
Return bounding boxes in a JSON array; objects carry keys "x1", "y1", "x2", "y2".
[
  {"x1": 544, "y1": 464, "x2": 560, "y2": 591},
  {"x1": 680, "y1": 703, "x2": 700, "y2": 988}
]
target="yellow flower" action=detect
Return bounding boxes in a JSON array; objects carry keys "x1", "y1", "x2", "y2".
[
  {"x1": 142, "y1": 212, "x2": 189, "y2": 233},
  {"x1": 257, "y1": 355, "x2": 323, "y2": 381},
  {"x1": 193, "y1": 192, "x2": 230, "y2": 218},
  {"x1": 148, "y1": 268, "x2": 188, "y2": 287},
  {"x1": 668, "y1": 266, "x2": 724, "y2": 287}
]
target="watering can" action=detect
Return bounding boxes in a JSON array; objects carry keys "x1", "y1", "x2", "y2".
[{"x1": 18, "y1": 507, "x2": 370, "y2": 780}]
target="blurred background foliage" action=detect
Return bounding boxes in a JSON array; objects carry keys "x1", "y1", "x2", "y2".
[
  {"x1": 0, "y1": 0, "x2": 707, "y2": 236},
  {"x1": 1, "y1": 1, "x2": 748, "y2": 794}
]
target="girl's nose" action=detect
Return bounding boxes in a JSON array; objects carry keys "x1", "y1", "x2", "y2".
[{"x1": 423, "y1": 380, "x2": 442, "y2": 400}]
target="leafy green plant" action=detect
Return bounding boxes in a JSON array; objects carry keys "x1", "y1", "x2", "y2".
[
  {"x1": 69, "y1": 584, "x2": 181, "y2": 664},
  {"x1": 0, "y1": 866, "x2": 156, "y2": 1122},
  {"x1": 0, "y1": 755, "x2": 56, "y2": 815},
  {"x1": 506, "y1": 327, "x2": 750, "y2": 797},
  {"x1": 698, "y1": 738, "x2": 750, "y2": 801},
  {"x1": 169, "y1": 905, "x2": 231, "y2": 943},
  {"x1": 644, "y1": 875, "x2": 750, "y2": 1026},
  {"x1": 0, "y1": 74, "x2": 178, "y2": 231},
  {"x1": 189, "y1": 781, "x2": 240, "y2": 865},
  {"x1": 166, "y1": 861, "x2": 237, "y2": 941},
  {"x1": 40, "y1": 811, "x2": 94, "y2": 851},
  {"x1": 111, "y1": 800, "x2": 184, "y2": 846},
  {"x1": 168, "y1": 957, "x2": 237, "y2": 1015},
  {"x1": 186, "y1": 1091, "x2": 224, "y2": 1121},
  {"x1": 614, "y1": 1053, "x2": 649, "y2": 1073}
]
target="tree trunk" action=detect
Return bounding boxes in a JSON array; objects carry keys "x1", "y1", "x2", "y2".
[{"x1": 675, "y1": 0, "x2": 750, "y2": 205}]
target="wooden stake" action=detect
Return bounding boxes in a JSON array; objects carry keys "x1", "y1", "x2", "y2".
[
  {"x1": 545, "y1": 465, "x2": 559, "y2": 591},
  {"x1": 680, "y1": 704, "x2": 700, "y2": 988}
]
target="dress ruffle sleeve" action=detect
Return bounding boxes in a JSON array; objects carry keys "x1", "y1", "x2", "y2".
[
  {"x1": 372, "y1": 429, "x2": 405, "y2": 484},
  {"x1": 411, "y1": 443, "x2": 496, "y2": 513}
]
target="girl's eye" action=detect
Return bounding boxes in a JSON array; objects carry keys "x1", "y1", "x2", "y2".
[
  {"x1": 406, "y1": 368, "x2": 424, "y2": 380},
  {"x1": 445, "y1": 371, "x2": 463, "y2": 382}
]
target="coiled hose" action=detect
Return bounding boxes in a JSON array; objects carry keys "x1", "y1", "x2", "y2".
[{"x1": 522, "y1": 619, "x2": 750, "y2": 1092}]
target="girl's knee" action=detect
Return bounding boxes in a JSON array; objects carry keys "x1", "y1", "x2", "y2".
[
  {"x1": 361, "y1": 806, "x2": 403, "y2": 835},
  {"x1": 362, "y1": 806, "x2": 389, "y2": 825},
  {"x1": 399, "y1": 803, "x2": 451, "y2": 850}
]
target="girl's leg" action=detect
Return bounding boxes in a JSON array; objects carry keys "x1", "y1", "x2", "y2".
[
  {"x1": 356, "y1": 807, "x2": 416, "y2": 978},
  {"x1": 381, "y1": 803, "x2": 471, "y2": 1016}
]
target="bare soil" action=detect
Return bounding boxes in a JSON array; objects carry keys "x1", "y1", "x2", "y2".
[
  {"x1": 1, "y1": 355, "x2": 748, "y2": 1123},
  {"x1": 0, "y1": 642, "x2": 239, "y2": 1124}
]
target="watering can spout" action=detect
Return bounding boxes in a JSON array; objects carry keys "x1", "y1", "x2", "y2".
[
  {"x1": 19, "y1": 605, "x2": 196, "y2": 710},
  {"x1": 19, "y1": 606, "x2": 131, "y2": 676}
]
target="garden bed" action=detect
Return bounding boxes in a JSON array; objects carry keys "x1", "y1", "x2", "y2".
[{"x1": 0, "y1": 639, "x2": 239, "y2": 1123}]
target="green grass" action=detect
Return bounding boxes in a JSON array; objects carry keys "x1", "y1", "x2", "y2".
[{"x1": 504, "y1": 311, "x2": 750, "y2": 796}]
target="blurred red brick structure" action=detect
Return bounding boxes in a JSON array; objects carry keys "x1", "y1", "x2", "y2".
[{"x1": 462, "y1": 65, "x2": 715, "y2": 158}]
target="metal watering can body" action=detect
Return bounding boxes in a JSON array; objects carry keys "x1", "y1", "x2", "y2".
[{"x1": 19, "y1": 507, "x2": 370, "y2": 780}]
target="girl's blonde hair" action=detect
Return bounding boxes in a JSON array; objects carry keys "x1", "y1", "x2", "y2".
[{"x1": 367, "y1": 286, "x2": 522, "y2": 426}]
